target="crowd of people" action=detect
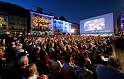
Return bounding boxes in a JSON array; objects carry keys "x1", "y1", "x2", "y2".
[{"x1": 0, "y1": 32, "x2": 124, "y2": 79}]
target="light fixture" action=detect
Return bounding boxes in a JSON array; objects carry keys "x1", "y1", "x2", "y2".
[{"x1": 71, "y1": 29, "x2": 75, "y2": 33}]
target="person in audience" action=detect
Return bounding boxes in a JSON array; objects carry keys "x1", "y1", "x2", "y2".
[
  {"x1": 0, "y1": 32, "x2": 124, "y2": 79},
  {"x1": 24, "y1": 63, "x2": 39, "y2": 79},
  {"x1": 60, "y1": 54, "x2": 75, "y2": 79},
  {"x1": 96, "y1": 57, "x2": 124, "y2": 79},
  {"x1": 74, "y1": 53, "x2": 93, "y2": 79}
]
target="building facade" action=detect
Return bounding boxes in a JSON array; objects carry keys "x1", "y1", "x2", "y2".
[
  {"x1": 0, "y1": 1, "x2": 29, "y2": 35},
  {"x1": 71, "y1": 23, "x2": 80, "y2": 35},
  {"x1": 53, "y1": 19, "x2": 72, "y2": 34},
  {"x1": 0, "y1": 1, "x2": 79, "y2": 36},
  {"x1": 30, "y1": 11, "x2": 54, "y2": 36}
]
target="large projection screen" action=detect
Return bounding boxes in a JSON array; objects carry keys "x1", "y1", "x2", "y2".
[{"x1": 80, "y1": 13, "x2": 114, "y2": 35}]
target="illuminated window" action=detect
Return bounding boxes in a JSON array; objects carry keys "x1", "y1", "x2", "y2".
[
  {"x1": 31, "y1": 14, "x2": 52, "y2": 31},
  {"x1": 0, "y1": 16, "x2": 8, "y2": 29}
]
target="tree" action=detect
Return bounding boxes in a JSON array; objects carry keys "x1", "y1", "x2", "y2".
[
  {"x1": 59, "y1": 16, "x2": 67, "y2": 21},
  {"x1": 36, "y1": 7, "x2": 43, "y2": 13}
]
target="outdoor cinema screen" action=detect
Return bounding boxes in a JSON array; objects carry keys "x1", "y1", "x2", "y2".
[
  {"x1": 84, "y1": 18, "x2": 105, "y2": 31},
  {"x1": 80, "y1": 13, "x2": 114, "y2": 34}
]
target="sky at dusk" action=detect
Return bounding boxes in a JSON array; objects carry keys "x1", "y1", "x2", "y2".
[{"x1": 0, "y1": 0, "x2": 124, "y2": 23}]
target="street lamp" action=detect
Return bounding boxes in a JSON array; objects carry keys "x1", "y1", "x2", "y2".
[{"x1": 71, "y1": 29, "x2": 75, "y2": 33}]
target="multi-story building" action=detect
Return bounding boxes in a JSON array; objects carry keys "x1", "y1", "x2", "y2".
[
  {"x1": 0, "y1": 1, "x2": 79, "y2": 36},
  {"x1": 53, "y1": 19, "x2": 72, "y2": 35},
  {"x1": 0, "y1": 1, "x2": 29, "y2": 35},
  {"x1": 30, "y1": 11, "x2": 54, "y2": 36}
]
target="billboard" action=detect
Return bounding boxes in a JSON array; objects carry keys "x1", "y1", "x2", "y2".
[
  {"x1": 30, "y1": 12, "x2": 54, "y2": 35},
  {"x1": 53, "y1": 19, "x2": 71, "y2": 33},
  {"x1": 80, "y1": 13, "x2": 114, "y2": 34}
]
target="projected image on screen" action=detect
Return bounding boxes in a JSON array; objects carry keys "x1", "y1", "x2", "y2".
[{"x1": 84, "y1": 18, "x2": 105, "y2": 31}]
